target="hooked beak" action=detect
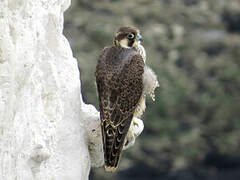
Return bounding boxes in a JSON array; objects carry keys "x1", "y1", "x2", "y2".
[{"x1": 136, "y1": 34, "x2": 143, "y2": 42}]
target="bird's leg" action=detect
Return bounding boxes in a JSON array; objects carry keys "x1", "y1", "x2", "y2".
[{"x1": 123, "y1": 118, "x2": 144, "y2": 150}]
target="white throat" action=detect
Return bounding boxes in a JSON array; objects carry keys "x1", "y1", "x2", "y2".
[{"x1": 136, "y1": 42, "x2": 146, "y2": 63}]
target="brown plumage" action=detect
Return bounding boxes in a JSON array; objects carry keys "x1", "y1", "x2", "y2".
[{"x1": 95, "y1": 26, "x2": 145, "y2": 172}]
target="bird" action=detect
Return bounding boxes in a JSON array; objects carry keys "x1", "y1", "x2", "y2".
[{"x1": 95, "y1": 26, "x2": 158, "y2": 172}]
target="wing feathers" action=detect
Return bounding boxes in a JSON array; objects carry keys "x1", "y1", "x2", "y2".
[{"x1": 96, "y1": 47, "x2": 144, "y2": 171}]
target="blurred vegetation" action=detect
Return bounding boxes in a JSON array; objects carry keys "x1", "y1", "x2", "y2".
[{"x1": 64, "y1": 0, "x2": 240, "y2": 179}]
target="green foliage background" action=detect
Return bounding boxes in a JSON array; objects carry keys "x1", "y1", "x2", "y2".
[{"x1": 64, "y1": 0, "x2": 240, "y2": 179}]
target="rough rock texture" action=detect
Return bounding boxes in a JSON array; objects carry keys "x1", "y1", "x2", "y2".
[
  {"x1": 0, "y1": 0, "x2": 143, "y2": 179},
  {"x1": 0, "y1": 0, "x2": 90, "y2": 179}
]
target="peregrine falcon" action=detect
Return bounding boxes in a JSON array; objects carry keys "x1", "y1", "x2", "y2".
[{"x1": 95, "y1": 26, "x2": 158, "y2": 172}]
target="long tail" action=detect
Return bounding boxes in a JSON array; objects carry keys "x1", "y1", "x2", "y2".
[{"x1": 101, "y1": 114, "x2": 133, "y2": 172}]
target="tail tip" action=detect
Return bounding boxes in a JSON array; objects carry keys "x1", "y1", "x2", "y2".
[{"x1": 105, "y1": 165, "x2": 117, "y2": 172}]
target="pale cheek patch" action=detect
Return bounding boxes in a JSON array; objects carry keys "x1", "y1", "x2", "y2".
[{"x1": 119, "y1": 39, "x2": 130, "y2": 49}]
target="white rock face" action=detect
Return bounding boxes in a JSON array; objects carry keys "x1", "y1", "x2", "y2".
[
  {"x1": 0, "y1": 0, "x2": 144, "y2": 179},
  {"x1": 0, "y1": 0, "x2": 91, "y2": 179}
]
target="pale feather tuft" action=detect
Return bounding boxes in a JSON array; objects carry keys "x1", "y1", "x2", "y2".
[
  {"x1": 134, "y1": 95, "x2": 146, "y2": 118},
  {"x1": 143, "y1": 66, "x2": 159, "y2": 101}
]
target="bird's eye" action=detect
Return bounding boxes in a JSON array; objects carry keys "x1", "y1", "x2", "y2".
[{"x1": 127, "y1": 33, "x2": 135, "y2": 39}]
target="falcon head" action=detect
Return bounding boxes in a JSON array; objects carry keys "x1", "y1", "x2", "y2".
[{"x1": 114, "y1": 26, "x2": 143, "y2": 49}]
